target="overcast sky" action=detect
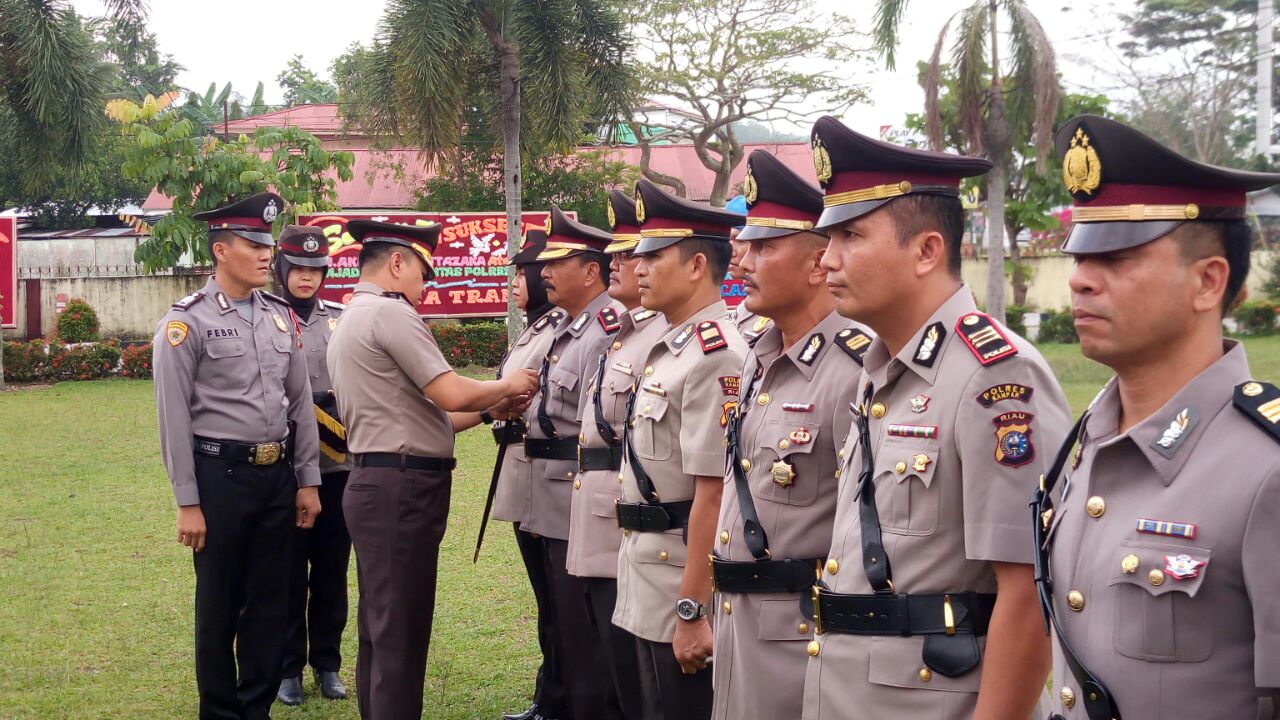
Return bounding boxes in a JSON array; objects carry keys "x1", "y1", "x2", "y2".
[{"x1": 71, "y1": 0, "x2": 1132, "y2": 136}]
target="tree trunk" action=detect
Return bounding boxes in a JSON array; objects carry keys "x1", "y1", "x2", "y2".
[
  {"x1": 499, "y1": 35, "x2": 523, "y2": 344},
  {"x1": 629, "y1": 122, "x2": 687, "y2": 197},
  {"x1": 984, "y1": 162, "x2": 1008, "y2": 323},
  {"x1": 1007, "y1": 219, "x2": 1027, "y2": 307}
]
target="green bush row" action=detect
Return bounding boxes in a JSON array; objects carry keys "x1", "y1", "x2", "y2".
[
  {"x1": 430, "y1": 320, "x2": 508, "y2": 368},
  {"x1": 2, "y1": 340, "x2": 125, "y2": 382}
]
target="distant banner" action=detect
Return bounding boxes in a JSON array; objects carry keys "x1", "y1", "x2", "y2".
[
  {"x1": 0, "y1": 216, "x2": 15, "y2": 328},
  {"x1": 298, "y1": 211, "x2": 557, "y2": 318}
]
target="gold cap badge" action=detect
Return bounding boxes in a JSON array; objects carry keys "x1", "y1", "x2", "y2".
[
  {"x1": 812, "y1": 135, "x2": 833, "y2": 185},
  {"x1": 1063, "y1": 126, "x2": 1102, "y2": 199},
  {"x1": 743, "y1": 165, "x2": 758, "y2": 204}
]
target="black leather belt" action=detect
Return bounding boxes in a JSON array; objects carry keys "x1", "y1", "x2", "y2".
[
  {"x1": 710, "y1": 555, "x2": 822, "y2": 594},
  {"x1": 353, "y1": 453, "x2": 457, "y2": 471},
  {"x1": 578, "y1": 444, "x2": 623, "y2": 472},
  {"x1": 524, "y1": 436, "x2": 578, "y2": 460},
  {"x1": 492, "y1": 419, "x2": 526, "y2": 445},
  {"x1": 194, "y1": 436, "x2": 290, "y2": 466},
  {"x1": 805, "y1": 588, "x2": 996, "y2": 637},
  {"x1": 615, "y1": 500, "x2": 693, "y2": 532}
]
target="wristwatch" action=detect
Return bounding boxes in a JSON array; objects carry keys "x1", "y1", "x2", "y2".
[
  {"x1": 479, "y1": 409, "x2": 495, "y2": 425},
  {"x1": 675, "y1": 597, "x2": 706, "y2": 622}
]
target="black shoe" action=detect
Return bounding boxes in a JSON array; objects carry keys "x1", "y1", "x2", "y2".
[
  {"x1": 503, "y1": 705, "x2": 539, "y2": 720},
  {"x1": 314, "y1": 670, "x2": 347, "y2": 700},
  {"x1": 276, "y1": 676, "x2": 303, "y2": 706}
]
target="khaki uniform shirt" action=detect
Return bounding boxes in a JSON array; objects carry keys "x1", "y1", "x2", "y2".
[
  {"x1": 523, "y1": 290, "x2": 621, "y2": 541},
  {"x1": 712, "y1": 310, "x2": 871, "y2": 720},
  {"x1": 566, "y1": 306, "x2": 667, "y2": 579},
  {"x1": 613, "y1": 300, "x2": 748, "y2": 643},
  {"x1": 1046, "y1": 341, "x2": 1280, "y2": 719},
  {"x1": 802, "y1": 286, "x2": 1070, "y2": 719},
  {"x1": 153, "y1": 276, "x2": 321, "y2": 506},
  {"x1": 326, "y1": 281, "x2": 454, "y2": 457},
  {"x1": 299, "y1": 300, "x2": 352, "y2": 474},
  {"x1": 491, "y1": 309, "x2": 563, "y2": 525},
  {"x1": 733, "y1": 304, "x2": 773, "y2": 345}
]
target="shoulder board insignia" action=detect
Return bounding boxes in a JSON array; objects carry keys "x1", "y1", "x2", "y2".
[
  {"x1": 633, "y1": 308, "x2": 658, "y2": 323},
  {"x1": 571, "y1": 311, "x2": 591, "y2": 333},
  {"x1": 598, "y1": 307, "x2": 622, "y2": 333},
  {"x1": 672, "y1": 323, "x2": 696, "y2": 351},
  {"x1": 797, "y1": 332, "x2": 825, "y2": 366},
  {"x1": 259, "y1": 290, "x2": 290, "y2": 307},
  {"x1": 1234, "y1": 381, "x2": 1280, "y2": 443},
  {"x1": 322, "y1": 299, "x2": 346, "y2": 312},
  {"x1": 752, "y1": 315, "x2": 771, "y2": 333},
  {"x1": 836, "y1": 328, "x2": 872, "y2": 366},
  {"x1": 214, "y1": 292, "x2": 231, "y2": 312},
  {"x1": 532, "y1": 314, "x2": 551, "y2": 332},
  {"x1": 697, "y1": 320, "x2": 728, "y2": 354},
  {"x1": 172, "y1": 290, "x2": 206, "y2": 310},
  {"x1": 956, "y1": 313, "x2": 1018, "y2": 366},
  {"x1": 547, "y1": 310, "x2": 566, "y2": 327},
  {"x1": 913, "y1": 322, "x2": 946, "y2": 367}
]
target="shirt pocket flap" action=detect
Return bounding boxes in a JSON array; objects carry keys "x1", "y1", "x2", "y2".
[
  {"x1": 762, "y1": 424, "x2": 821, "y2": 459},
  {"x1": 1107, "y1": 541, "x2": 1211, "y2": 599},
  {"x1": 549, "y1": 364, "x2": 579, "y2": 392},
  {"x1": 591, "y1": 489, "x2": 620, "y2": 519},
  {"x1": 867, "y1": 635, "x2": 984, "y2": 693},
  {"x1": 876, "y1": 437, "x2": 941, "y2": 489},
  {"x1": 756, "y1": 597, "x2": 811, "y2": 642},
  {"x1": 633, "y1": 530, "x2": 687, "y2": 568},
  {"x1": 633, "y1": 392, "x2": 671, "y2": 423},
  {"x1": 271, "y1": 333, "x2": 292, "y2": 353},
  {"x1": 206, "y1": 340, "x2": 246, "y2": 359}
]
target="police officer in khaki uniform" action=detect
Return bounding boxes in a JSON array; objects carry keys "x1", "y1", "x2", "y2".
[
  {"x1": 710, "y1": 150, "x2": 873, "y2": 720},
  {"x1": 490, "y1": 229, "x2": 569, "y2": 720},
  {"x1": 725, "y1": 195, "x2": 771, "y2": 344},
  {"x1": 800, "y1": 117, "x2": 1072, "y2": 720},
  {"x1": 271, "y1": 226, "x2": 352, "y2": 706},
  {"x1": 520, "y1": 206, "x2": 620, "y2": 719},
  {"x1": 1033, "y1": 115, "x2": 1280, "y2": 720},
  {"x1": 614, "y1": 179, "x2": 749, "y2": 719},
  {"x1": 327, "y1": 220, "x2": 537, "y2": 720},
  {"x1": 153, "y1": 192, "x2": 323, "y2": 720},
  {"x1": 566, "y1": 189, "x2": 665, "y2": 720}
]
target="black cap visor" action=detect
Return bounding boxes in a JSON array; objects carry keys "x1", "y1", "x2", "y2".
[{"x1": 1061, "y1": 220, "x2": 1183, "y2": 255}]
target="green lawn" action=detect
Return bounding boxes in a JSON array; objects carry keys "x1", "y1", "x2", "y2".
[{"x1": 2, "y1": 339, "x2": 1278, "y2": 719}]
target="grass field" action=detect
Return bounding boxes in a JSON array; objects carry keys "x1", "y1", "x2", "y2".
[{"x1": 2, "y1": 339, "x2": 1278, "y2": 719}]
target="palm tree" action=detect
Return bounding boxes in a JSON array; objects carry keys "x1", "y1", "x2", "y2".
[
  {"x1": 873, "y1": 0, "x2": 1059, "y2": 323},
  {"x1": 0, "y1": 0, "x2": 146, "y2": 192},
  {"x1": 343, "y1": 0, "x2": 631, "y2": 340}
]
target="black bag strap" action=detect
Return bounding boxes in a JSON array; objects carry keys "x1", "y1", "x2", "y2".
[
  {"x1": 592, "y1": 353, "x2": 619, "y2": 446},
  {"x1": 728, "y1": 361, "x2": 771, "y2": 560}
]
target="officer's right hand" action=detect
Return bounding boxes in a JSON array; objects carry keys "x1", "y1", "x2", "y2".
[
  {"x1": 504, "y1": 368, "x2": 539, "y2": 398},
  {"x1": 176, "y1": 505, "x2": 207, "y2": 552}
]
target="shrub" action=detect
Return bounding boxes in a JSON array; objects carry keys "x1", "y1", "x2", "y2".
[
  {"x1": 1232, "y1": 299, "x2": 1279, "y2": 336},
  {"x1": 57, "y1": 298, "x2": 101, "y2": 343},
  {"x1": 121, "y1": 343, "x2": 154, "y2": 378},
  {"x1": 48, "y1": 339, "x2": 121, "y2": 381},
  {"x1": 2, "y1": 340, "x2": 53, "y2": 382},
  {"x1": 430, "y1": 321, "x2": 508, "y2": 367},
  {"x1": 1038, "y1": 308, "x2": 1079, "y2": 344},
  {"x1": 1004, "y1": 304, "x2": 1029, "y2": 339}
]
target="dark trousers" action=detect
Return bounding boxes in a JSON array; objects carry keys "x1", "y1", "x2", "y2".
[
  {"x1": 344, "y1": 466, "x2": 451, "y2": 720},
  {"x1": 192, "y1": 454, "x2": 295, "y2": 720},
  {"x1": 282, "y1": 470, "x2": 352, "y2": 677},
  {"x1": 584, "y1": 578, "x2": 644, "y2": 720},
  {"x1": 542, "y1": 538, "x2": 612, "y2": 719},
  {"x1": 514, "y1": 525, "x2": 568, "y2": 715},
  {"x1": 636, "y1": 638, "x2": 713, "y2": 720}
]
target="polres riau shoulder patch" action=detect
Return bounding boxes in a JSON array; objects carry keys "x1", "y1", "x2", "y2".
[{"x1": 956, "y1": 313, "x2": 1018, "y2": 366}]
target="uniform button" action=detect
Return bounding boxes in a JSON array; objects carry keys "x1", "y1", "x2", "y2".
[
  {"x1": 894, "y1": 461, "x2": 907, "y2": 474},
  {"x1": 566, "y1": 471, "x2": 574, "y2": 478},
  {"x1": 806, "y1": 640, "x2": 820, "y2": 657},
  {"x1": 623, "y1": 529, "x2": 632, "y2": 537},
  {"x1": 778, "y1": 439, "x2": 790, "y2": 450},
  {"x1": 1086, "y1": 496, "x2": 1106, "y2": 518},
  {"x1": 1066, "y1": 590, "x2": 1085, "y2": 611},
  {"x1": 720, "y1": 530, "x2": 730, "y2": 545},
  {"x1": 573, "y1": 479, "x2": 582, "y2": 489},
  {"x1": 643, "y1": 404, "x2": 652, "y2": 413},
  {"x1": 550, "y1": 354, "x2": 559, "y2": 363},
  {"x1": 659, "y1": 550, "x2": 669, "y2": 561},
  {"x1": 870, "y1": 402, "x2": 887, "y2": 419},
  {"x1": 722, "y1": 601, "x2": 732, "y2": 615},
  {"x1": 1121, "y1": 554, "x2": 1139, "y2": 573},
  {"x1": 837, "y1": 449, "x2": 845, "y2": 459},
  {"x1": 740, "y1": 459, "x2": 752, "y2": 472},
  {"x1": 612, "y1": 341, "x2": 622, "y2": 350},
  {"x1": 757, "y1": 393, "x2": 770, "y2": 406},
  {"x1": 644, "y1": 366, "x2": 654, "y2": 377},
  {"x1": 798, "y1": 623, "x2": 809, "y2": 634},
  {"x1": 918, "y1": 668, "x2": 932, "y2": 682},
  {"x1": 1060, "y1": 687, "x2": 1076, "y2": 708},
  {"x1": 825, "y1": 559, "x2": 839, "y2": 575},
  {"x1": 1148, "y1": 568, "x2": 1166, "y2": 586}
]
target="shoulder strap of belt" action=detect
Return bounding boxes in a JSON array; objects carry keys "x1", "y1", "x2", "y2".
[
  {"x1": 623, "y1": 384, "x2": 659, "y2": 502},
  {"x1": 536, "y1": 356, "x2": 557, "y2": 438},
  {"x1": 853, "y1": 382, "x2": 894, "y2": 593},
  {"x1": 1031, "y1": 414, "x2": 1120, "y2": 720},
  {"x1": 592, "y1": 354, "x2": 619, "y2": 445},
  {"x1": 728, "y1": 361, "x2": 771, "y2": 560}
]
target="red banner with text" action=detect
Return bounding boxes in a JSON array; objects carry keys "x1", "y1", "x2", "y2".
[{"x1": 0, "y1": 216, "x2": 15, "y2": 328}]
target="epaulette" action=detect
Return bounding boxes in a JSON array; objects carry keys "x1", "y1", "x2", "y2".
[
  {"x1": 570, "y1": 311, "x2": 591, "y2": 334},
  {"x1": 1234, "y1": 381, "x2": 1280, "y2": 443},
  {"x1": 547, "y1": 309, "x2": 566, "y2": 326},
  {"x1": 598, "y1": 307, "x2": 622, "y2": 333},
  {"x1": 259, "y1": 290, "x2": 291, "y2": 307},
  {"x1": 633, "y1": 308, "x2": 658, "y2": 323},
  {"x1": 835, "y1": 328, "x2": 872, "y2": 366},
  {"x1": 696, "y1": 320, "x2": 728, "y2": 354},
  {"x1": 321, "y1": 299, "x2": 346, "y2": 311},
  {"x1": 531, "y1": 313, "x2": 552, "y2": 333},
  {"x1": 171, "y1": 290, "x2": 206, "y2": 311},
  {"x1": 956, "y1": 312, "x2": 1018, "y2": 366}
]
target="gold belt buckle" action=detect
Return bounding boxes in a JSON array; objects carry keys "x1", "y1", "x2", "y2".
[
  {"x1": 811, "y1": 585, "x2": 824, "y2": 635},
  {"x1": 253, "y1": 442, "x2": 282, "y2": 466}
]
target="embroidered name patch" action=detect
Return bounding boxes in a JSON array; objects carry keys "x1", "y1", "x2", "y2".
[
  {"x1": 976, "y1": 383, "x2": 1034, "y2": 408},
  {"x1": 719, "y1": 376, "x2": 741, "y2": 396}
]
